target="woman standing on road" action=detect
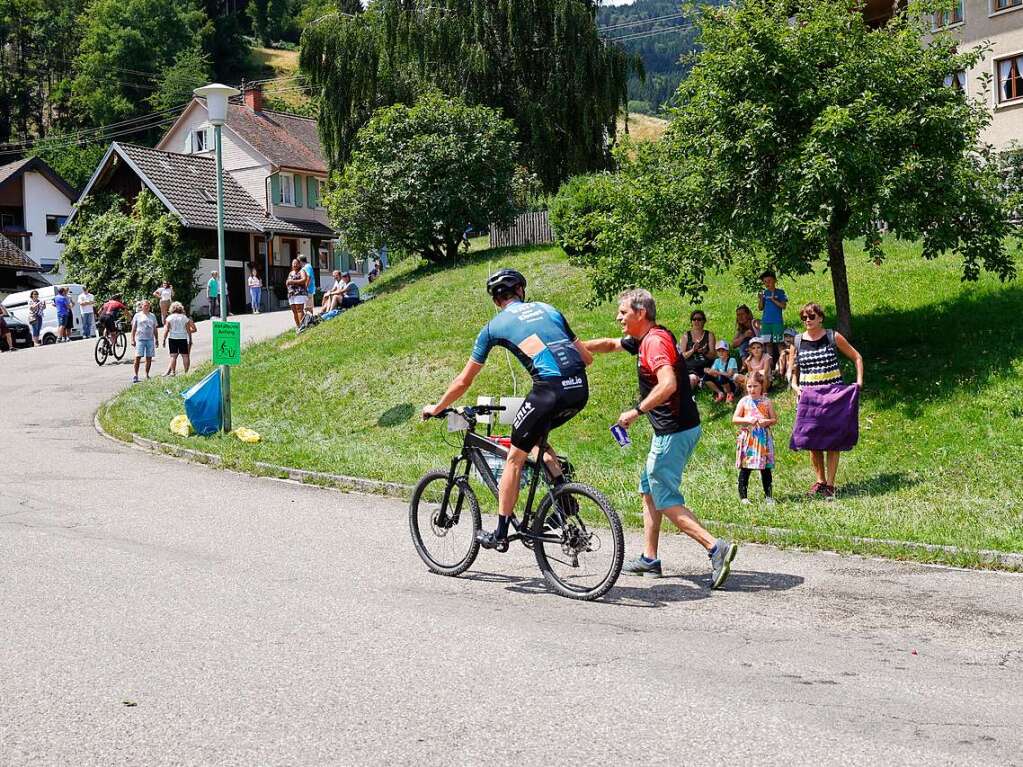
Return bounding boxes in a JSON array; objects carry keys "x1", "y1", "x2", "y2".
[
  {"x1": 789, "y1": 302, "x2": 864, "y2": 500},
  {"x1": 286, "y1": 258, "x2": 308, "y2": 328},
  {"x1": 161, "y1": 301, "x2": 195, "y2": 376},
  {"x1": 248, "y1": 269, "x2": 262, "y2": 314},
  {"x1": 28, "y1": 290, "x2": 45, "y2": 346},
  {"x1": 153, "y1": 281, "x2": 174, "y2": 325}
]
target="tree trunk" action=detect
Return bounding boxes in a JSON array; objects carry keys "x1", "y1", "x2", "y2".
[{"x1": 827, "y1": 227, "x2": 853, "y2": 339}]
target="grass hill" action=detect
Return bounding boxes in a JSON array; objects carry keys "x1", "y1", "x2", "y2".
[
  {"x1": 618, "y1": 112, "x2": 669, "y2": 142},
  {"x1": 248, "y1": 46, "x2": 314, "y2": 114},
  {"x1": 101, "y1": 242, "x2": 1023, "y2": 567}
]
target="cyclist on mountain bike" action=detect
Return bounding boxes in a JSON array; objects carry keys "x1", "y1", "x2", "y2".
[
  {"x1": 98, "y1": 294, "x2": 128, "y2": 347},
  {"x1": 422, "y1": 269, "x2": 593, "y2": 549}
]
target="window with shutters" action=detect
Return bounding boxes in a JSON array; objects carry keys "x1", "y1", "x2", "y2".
[
  {"x1": 280, "y1": 173, "x2": 295, "y2": 206},
  {"x1": 191, "y1": 128, "x2": 212, "y2": 153},
  {"x1": 317, "y1": 179, "x2": 327, "y2": 208}
]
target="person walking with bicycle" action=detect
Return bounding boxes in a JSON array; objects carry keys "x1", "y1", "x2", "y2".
[
  {"x1": 422, "y1": 269, "x2": 593, "y2": 549},
  {"x1": 584, "y1": 289, "x2": 738, "y2": 589}
]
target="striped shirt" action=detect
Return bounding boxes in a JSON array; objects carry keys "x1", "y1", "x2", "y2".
[{"x1": 796, "y1": 332, "x2": 842, "y2": 387}]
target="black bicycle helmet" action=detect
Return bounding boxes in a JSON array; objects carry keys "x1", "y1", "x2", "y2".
[{"x1": 486, "y1": 268, "x2": 527, "y2": 297}]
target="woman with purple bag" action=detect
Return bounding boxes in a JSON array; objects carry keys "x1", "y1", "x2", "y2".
[{"x1": 789, "y1": 302, "x2": 864, "y2": 500}]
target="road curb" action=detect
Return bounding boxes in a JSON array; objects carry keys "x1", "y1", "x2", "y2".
[
  {"x1": 93, "y1": 408, "x2": 414, "y2": 498},
  {"x1": 93, "y1": 410, "x2": 1023, "y2": 571}
]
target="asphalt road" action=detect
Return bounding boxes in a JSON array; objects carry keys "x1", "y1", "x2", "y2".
[{"x1": 2, "y1": 314, "x2": 1022, "y2": 766}]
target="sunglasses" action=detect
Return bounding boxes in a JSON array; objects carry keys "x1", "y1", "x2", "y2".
[
  {"x1": 691, "y1": 316, "x2": 706, "y2": 322},
  {"x1": 800, "y1": 313, "x2": 819, "y2": 321}
]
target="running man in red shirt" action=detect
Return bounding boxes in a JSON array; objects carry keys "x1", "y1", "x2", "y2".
[{"x1": 584, "y1": 289, "x2": 738, "y2": 589}]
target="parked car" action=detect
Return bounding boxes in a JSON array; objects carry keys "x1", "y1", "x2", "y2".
[
  {"x1": 1, "y1": 284, "x2": 85, "y2": 344},
  {"x1": 0, "y1": 312, "x2": 33, "y2": 350}
]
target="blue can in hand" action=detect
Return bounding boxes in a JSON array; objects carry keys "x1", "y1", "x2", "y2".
[{"x1": 610, "y1": 424, "x2": 631, "y2": 447}]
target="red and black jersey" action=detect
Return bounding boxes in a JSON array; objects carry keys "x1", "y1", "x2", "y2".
[{"x1": 621, "y1": 326, "x2": 700, "y2": 435}]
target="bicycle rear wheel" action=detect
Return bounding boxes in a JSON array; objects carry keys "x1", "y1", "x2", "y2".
[
  {"x1": 409, "y1": 469, "x2": 481, "y2": 576},
  {"x1": 113, "y1": 332, "x2": 127, "y2": 360},
  {"x1": 94, "y1": 337, "x2": 109, "y2": 366},
  {"x1": 532, "y1": 483, "x2": 624, "y2": 601}
]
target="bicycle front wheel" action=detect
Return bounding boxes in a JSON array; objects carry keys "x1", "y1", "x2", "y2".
[
  {"x1": 532, "y1": 483, "x2": 624, "y2": 601},
  {"x1": 113, "y1": 333, "x2": 127, "y2": 360},
  {"x1": 94, "y1": 337, "x2": 109, "y2": 366},
  {"x1": 409, "y1": 469, "x2": 481, "y2": 576}
]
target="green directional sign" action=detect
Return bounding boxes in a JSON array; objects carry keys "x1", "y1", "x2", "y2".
[{"x1": 212, "y1": 320, "x2": 241, "y2": 366}]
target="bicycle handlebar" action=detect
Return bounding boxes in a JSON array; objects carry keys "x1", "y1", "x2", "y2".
[{"x1": 428, "y1": 404, "x2": 507, "y2": 420}]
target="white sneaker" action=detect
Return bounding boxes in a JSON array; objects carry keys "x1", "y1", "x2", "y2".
[
  {"x1": 765, "y1": 497, "x2": 776, "y2": 506},
  {"x1": 740, "y1": 498, "x2": 752, "y2": 505}
]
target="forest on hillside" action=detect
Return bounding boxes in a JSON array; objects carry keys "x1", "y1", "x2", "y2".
[
  {"x1": 598, "y1": 0, "x2": 724, "y2": 114},
  {"x1": 0, "y1": 0, "x2": 324, "y2": 188},
  {"x1": 0, "y1": 0, "x2": 708, "y2": 189}
]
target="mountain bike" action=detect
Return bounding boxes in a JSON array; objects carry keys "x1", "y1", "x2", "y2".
[
  {"x1": 94, "y1": 320, "x2": 127, "y2": 365},
  {"x1": 410, "y1": 404, "x2": 624, "y2": 601}
]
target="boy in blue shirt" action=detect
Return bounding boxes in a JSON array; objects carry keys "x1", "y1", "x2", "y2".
[{"x1": 758, "y1": 269, "x2": 788, "y2": 361}]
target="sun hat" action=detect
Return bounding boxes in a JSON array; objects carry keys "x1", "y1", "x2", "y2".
[
  {"x1": 783, "y1": 327, "x2": 797, "y2": 337},
  {"x1": 715, "y1": 340, "x2": 730, "y2": 351},
  {"x1": 749, "y1": 335, "x2": 768, "y2": 346}
]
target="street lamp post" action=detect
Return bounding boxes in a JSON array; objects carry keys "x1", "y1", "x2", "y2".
[{"x1": 194, "y1": 83, "x2": 240, "y2": 433}]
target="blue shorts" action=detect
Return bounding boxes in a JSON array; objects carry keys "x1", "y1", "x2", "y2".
[
  {"x1": 639, "y1": 425, "x2": 701, "y2": 510},
  {"x1": 135, "y1": 338, "x2": 155, "y2": 358}
]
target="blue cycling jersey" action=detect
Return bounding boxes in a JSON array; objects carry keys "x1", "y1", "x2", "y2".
[{"x1": 471, "y1": 301, "x2": 585, "y2": 381}]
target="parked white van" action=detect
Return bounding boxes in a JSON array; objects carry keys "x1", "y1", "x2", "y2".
[{"x1": 1, "y1": 284, "x2": 85, "y2": 344}]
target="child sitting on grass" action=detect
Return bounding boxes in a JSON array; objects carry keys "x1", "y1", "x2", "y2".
[
  {"x1": 776, "y1": 327, "x2": 797, "y2": 382},
  {"x1": 739, "y1": 336, "x2": 774, "y2": 390},
  {"x1": 733, "y1": 372, "x2": 777, "y2": 505},
  {"x1": 705, "y1": 340, "x2": 739, "y2": 403}
]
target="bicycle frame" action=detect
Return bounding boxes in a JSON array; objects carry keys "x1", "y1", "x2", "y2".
[{"x1": 442, "y1": 419, "x2": 561, "y2": 547}]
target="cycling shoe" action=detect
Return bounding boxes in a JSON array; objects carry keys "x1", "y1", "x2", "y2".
[{"x1": 476, "y1": 530, "x2": 509, "y2": 551}]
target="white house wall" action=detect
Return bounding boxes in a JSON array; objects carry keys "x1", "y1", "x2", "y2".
[
  {"x1": 231, "y1": 165, "x2": 274, "y2": 209},
  {"x1": 160, "y1": 103, "x2": 270, "y2": 204},
  {"x1": 23, "y1": 170, "x2": 73, "y2": 269}
]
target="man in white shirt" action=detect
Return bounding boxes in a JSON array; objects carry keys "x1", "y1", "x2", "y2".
[{"x1": 78, "y1": 287, "x2": 96, "y2": 338}]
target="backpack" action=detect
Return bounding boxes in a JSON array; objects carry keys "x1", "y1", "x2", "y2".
[
  {"x1": 297, "y1": 312, "x2": 321, "y2": 334},
  {"x1": 793, "y1": 329, "x2": 836, "y2": 354}
]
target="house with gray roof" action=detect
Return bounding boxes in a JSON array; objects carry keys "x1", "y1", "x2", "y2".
[
  {"x1": 71, "y1": 84, "x2": 351, "y2": 315},
  {"x1": 0, "y1": 156, "x2": 77, "y2": 285}
]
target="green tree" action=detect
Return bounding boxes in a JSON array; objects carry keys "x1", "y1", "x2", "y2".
[
  {"x1": 301, "y1": 0, "x2": 637, "y2": 192},
  {"x1": 27, "y1": 141, "x2": 105, "y2": 191},
  {"x1": 72, "y1": 0, "x2": 206, "y2": 126},
  {"x1": 249, "y1": 0, "x2": 295, "y2": 44},
  {"x1": 61, "y1": 190, "x2": 203, "y2": 307},
  {"x1": 199, "y1": 1, "x2": 252, "y2": 83},
  {"x1": 328, "y1": 93, "x2": 518, "y2": 263},
  {"x1": 150, "y1": 48, "x2": 213, "y2": 113},
  {"x1": 0, "y1": 0, "x2": 86, "y2": 144},
  {"x1": 567, "y1": 0, "x2": 1017, "y2": 337}
]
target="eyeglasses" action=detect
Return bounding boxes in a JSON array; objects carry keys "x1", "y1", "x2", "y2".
[
  {"x1": 691, "y1": 316, "x2": 706, "y2": 322},
  {"x1": 800, "y1": 314, "x2": 818, "y2": 321}
]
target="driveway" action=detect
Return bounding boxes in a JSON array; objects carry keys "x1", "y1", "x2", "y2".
[{"x1": 1, "y1": 313, "x2": 1021, "y2": 766}]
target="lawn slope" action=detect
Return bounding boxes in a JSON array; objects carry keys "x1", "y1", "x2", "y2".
[{"x1": 102, "y1": 243, "x2": 1023, "y2": 564}]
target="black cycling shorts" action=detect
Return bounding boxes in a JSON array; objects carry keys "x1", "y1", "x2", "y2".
[
  {"x1": 100, "y1": 313, "x2": 117, "y2": 332},
  {"x1": 510, "y1": 376, "x2": 589, "y2": 452}
]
